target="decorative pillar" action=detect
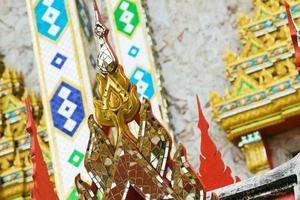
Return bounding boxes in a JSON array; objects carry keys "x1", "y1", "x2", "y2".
[
  {"x1": 26, "y1": 0, "x2": 95, "y2": 198},
  {"x1": 238, "y1": 132, "x2": 270, "y2": 174}
]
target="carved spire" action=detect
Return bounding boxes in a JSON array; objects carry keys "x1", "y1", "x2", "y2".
[
  {"x1": 25, "y1": 97, "x2": 58, "y2": 200},
  {"x1": 197, "y1": 96, "x2": 239, "y2": 191}
]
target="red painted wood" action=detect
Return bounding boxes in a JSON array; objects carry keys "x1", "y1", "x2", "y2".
[
  {"x1": 197, "y1": 96, "x2": 240, "y2": 191},
  {"x1": 25, "y1": 97, "x2": 58, "y2": 200}
]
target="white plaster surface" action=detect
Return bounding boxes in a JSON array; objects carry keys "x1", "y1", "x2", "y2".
[{"x1": 0, "y1": 0, "x2": 260, "y2": 179}]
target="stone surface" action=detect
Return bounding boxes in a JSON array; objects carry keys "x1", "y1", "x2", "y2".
[
  {"x1": 0, "y1": 0, "x2": 38, "y2": 91},
  {"x1": 0, "y1": 0, "x2": 284, "y2": 180}
]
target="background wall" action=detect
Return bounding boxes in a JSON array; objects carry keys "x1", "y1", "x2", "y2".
[{"x1": 0, "y1": 0, "x2": 256, "y2": 179}]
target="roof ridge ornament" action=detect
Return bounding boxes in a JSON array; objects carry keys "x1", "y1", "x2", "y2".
[
  {"x1": 73, "y1": 1, "x2": 219, "y2": 200},
  {"x1": 93, "y1": 0, "x2": 118, "y2": 75}
]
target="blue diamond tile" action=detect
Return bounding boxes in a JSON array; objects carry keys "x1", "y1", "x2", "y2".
[
  {"x1": 130, "y1": 67, "x2": 154, "y2": 100},
  {"x1": 50, "y1": 82, "x2": 85, "y2": 137},
  {"x1": 34, "y1": 0, "x2": 68, "y2": 41},
  {"x1": 128, "y1": 46, "x2": 140, "y2": 58},
  {"x1": 51, "y1": 53, "x2": 67, "y2": 69}
]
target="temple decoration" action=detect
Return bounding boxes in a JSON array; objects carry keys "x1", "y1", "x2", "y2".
[
  {"x1": 197, "y1": 96, "x2": 240, "y2": 191},
  {"x1": 102, "y1": 0, "x2": 172, "y2": 131},
  {"x1": 0, "y1": 55, "x2": 53, "y2": 199},
  {"x1": 238, "y1": 132, "x2": 270, "y2": 174},
  {"x1": 26, "y1": 0, "x2": 97, "y2": 198},
  {"x1": 74, "y1": 1, "x2": 218, "y2": 199},
  {"x1": 26, "y1": 0, "x2": 171, "y2": 197},
  {"x1": 25, "y1": 97, "x2": 58, "y2": 200},
  {"x1": 210, "y1": 0, "x2": 300, "y2": 174}
]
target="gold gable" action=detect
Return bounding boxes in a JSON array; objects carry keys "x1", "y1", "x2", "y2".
[
  {"x1": 240, "y1": 32, "x2": 266, "y2": 58},
  {"x1": 252, "y1": 0, "x2": 273, "y2": 21},
  {"x1": 1, "y1": 94, "x2": 24, "y2": 113},
  {"x1": 233, "y1": 68, "x2": 259, "y2": 97}
]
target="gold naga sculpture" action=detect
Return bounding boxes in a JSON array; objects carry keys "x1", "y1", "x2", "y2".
[{"x1": 74, "y1": 1, "x2": 218, "y2": 200}]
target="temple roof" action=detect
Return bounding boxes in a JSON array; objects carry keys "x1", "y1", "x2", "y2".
[{"x1": 210, "y1": 0, "x2": 300, "y2": 141}]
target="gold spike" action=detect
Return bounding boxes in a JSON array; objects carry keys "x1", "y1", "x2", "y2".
[
  {"x1": 23, "y1": 154, "x2": 31, "y2": 167},
  {"x1": 22, "y1": 88, "x2": 29, "y2": 101},
  {"x1": 1, "y1": 67, "x2": 11, "y2": 81},
  {"x1": 236, "y1": 12, "x2": 250, "y2": 29},
  {"x1": 4, "y1": 121, "x2": 13, "y2": 138},
  {"x1": 11, "y1": 68, "x2": 18, "y2": 80},
  {"x1": 225, "y1": 88, "x2": 233, "y2": 100},
  {"x1": 209, "y1": 91, "x2": 222, "y2": 106},
  {"x1": 39, "y1": 111, "x2": 46, "y2": 127},
  {"x1": 223, "y1": 49, "x2": 237, "y2": 66},
  {"x1": 13, "y1": 149, "x2": 22, "y2": 168},
  {"x1": 30, "y1": 92, "x2": 38, "y2": 106}
]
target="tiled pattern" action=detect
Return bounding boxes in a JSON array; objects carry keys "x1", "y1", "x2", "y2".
[
  {"x1": 34, "y1": 0, "x2": 68, "y2": 41},
  {"x1": 67, "y1": 187, "x2": 78, "y2": 200},
  {"x1": 137, "y1": 99, "x2": 170, "y2": 176},
  {"x1": 51, "y1": 52, "x2": 67, "y2": 69},
  {"x1": 114, "y1": 0, "x2": 140, "y2": 36},
  {"x1": 107, "y1": 0, "x2": 170, "y2": 128},
  {"x1": 68, "y1": 149, "x2": 84, "y2": 168},
  {"x1": 50, "y1": 82, "x2": 85, "y2": 137},
  {"x1": 27, "y1": 0, "x2": 94, "y2": 198},
  {"x1": 128, "y1": 45, "x2": 140, "y2": 58},
  {"x1": 130, "y1": 67, "x2": 154, "y2": 100}
]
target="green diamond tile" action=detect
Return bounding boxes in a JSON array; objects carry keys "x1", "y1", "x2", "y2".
[
  {"x1": 114, "y1": 0, "x2": 140, "y2": 36},
  {"x1": 97, "y1": 191, "x2": 102, "y2": 200},
  {"x1": 67, "y1": 187, "x2": 78, "y2": 200},
  {"x1": 68, "y1": 150, "x2": 84, "y2": 168}
]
